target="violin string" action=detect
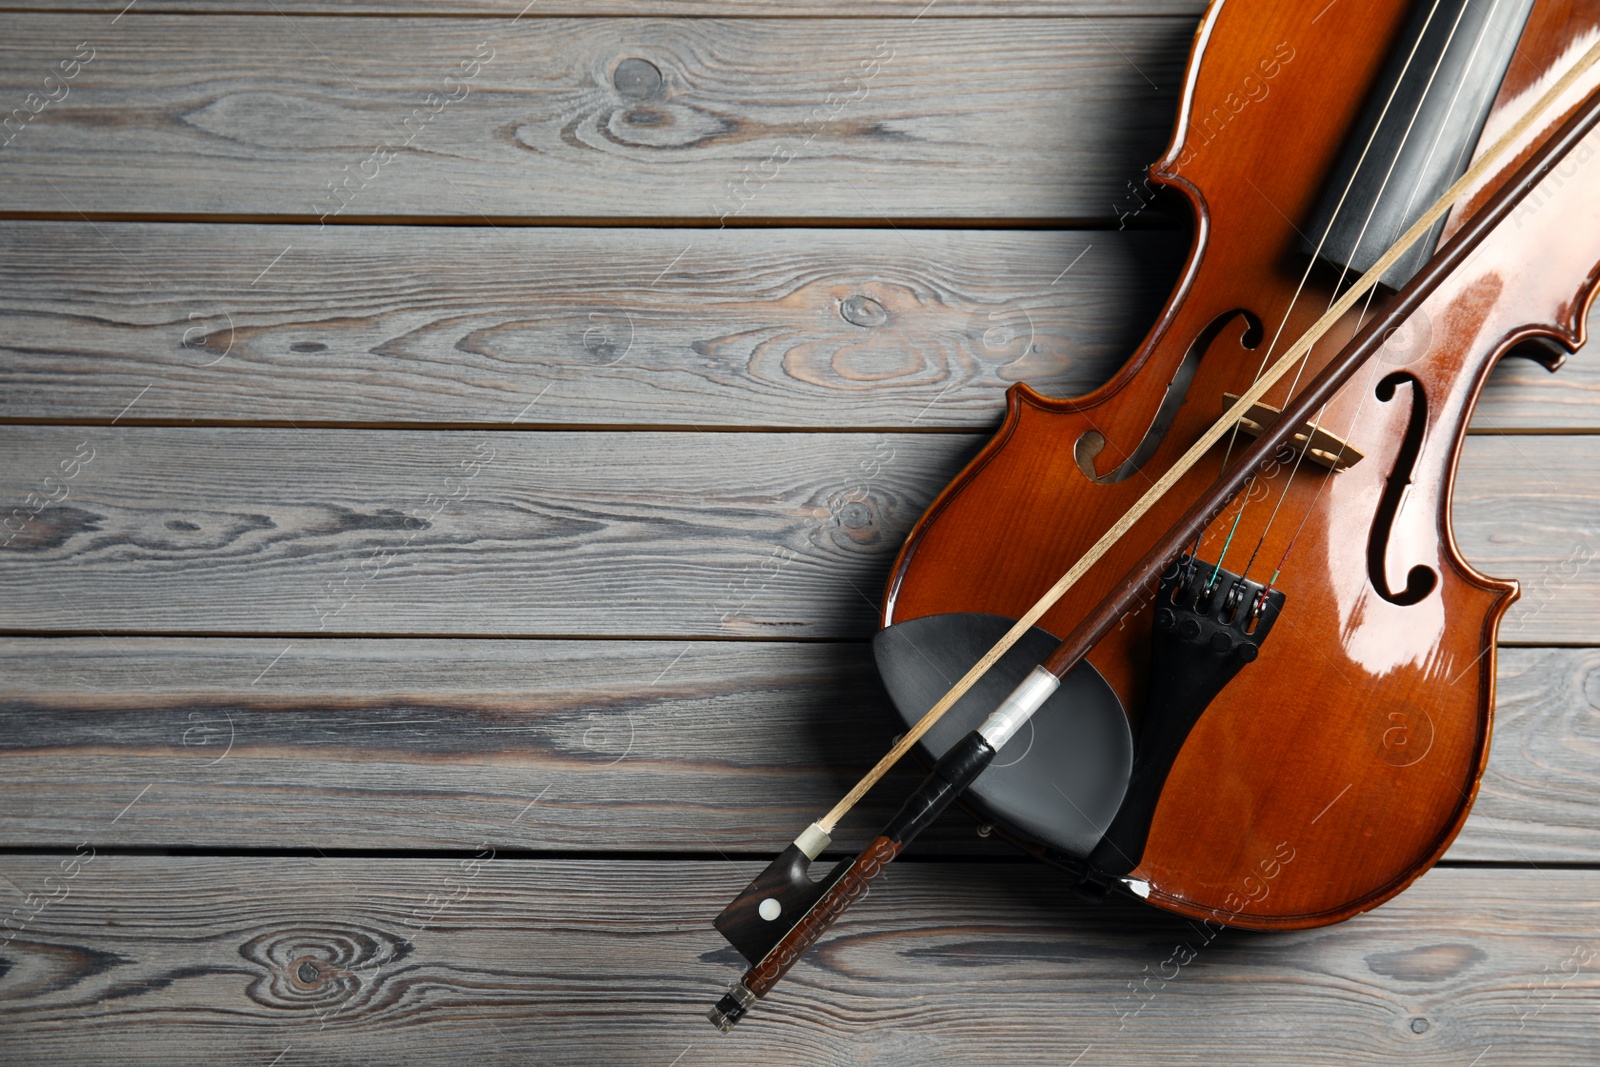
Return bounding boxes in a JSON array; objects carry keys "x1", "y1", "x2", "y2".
[
  {"x1": 1211, "y1": 0, "x2": 1448, "y2": 485},
  {"x1": 1202, "y1": 1, "x2": 1450, "y2": 562},
  {"x1": 1253, "y1": 4, "x2": 1594, "y2": 629},
  {"x1": 1206, "y1": 505, "x2": 1246, "y2": 588},
  {"x1": 1241, "y1": 353, "x2": 1382, "y2": 583},
  {"x1": 1257, "y1": 321, "x2": 1400, "y2": 590},
  {"x1": 815, "y1": 38, "x2": 1600, "y2": 833},
  {"x1": 1241, "y1": 0, "x2": 1503, "y2": 581},
  {"x1": 1383, "y1": 0, "x2": 1508, "y2": 254},
  {"x1": 1263, "y1": 1, "x2": 1515, "y2": 581},
  {"x1": 1252, "y1": 271, "x2": 1414, "y2": 583},
  {"x1": 1286, "y1": 0, "x2": 1476, "y2": 388}
]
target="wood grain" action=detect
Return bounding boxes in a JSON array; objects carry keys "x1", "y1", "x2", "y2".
[
  {"x1": 0, "y1": 857, "x2": 1595, "y2": 1065},
  {"x1": 0, "y1": 428, "x2": 977, "y2": 638},
  {"x1": 870, "y1": 0, "x2": 1600, "y2": 930},
  {"x1": 0, "y1": 15, "x2": 1188, "y2": 218},
  {"x1": 0, "y1": 637, "x2": 980, "y2": 856},
  {"x1": 1474, "y1": 351, "x2": 1600, "y2": 431},
  {"x1": 0, "y1": 1, "x2": 1209, "y2": 15},
  {"x1": 0, "y1": 223, "x2": 1180, "y2": 429},
  {"x1": 1456, "y1": 435, "x2": 1600, "y2": 646},
  {"x1": 0, "y1": 428, "x2": 1593, "y2": 639},
  {"x1": 0, "y1": 1, "x2": 1592, "y2": 1061},
  {"x1": 0, "y1": 638, "x2": 1595, "y2": 862},
  {"x1": 1474, "y1": 646, "x2": 1600, "y2": 862},
  {"x1": 0, "y1": 221, "x2": 1588, "y2": 430}
]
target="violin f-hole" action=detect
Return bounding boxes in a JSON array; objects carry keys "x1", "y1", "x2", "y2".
[
  {"x1": 1075, "y1": 310, "x2": 1262, "y2": 485},
  {"x1": 1367, "y1": 371, "x2": 1437, "y2": 606}
]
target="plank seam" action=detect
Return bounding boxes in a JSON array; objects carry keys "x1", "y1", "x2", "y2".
[
  {"x1": 0, "y1": 212, "x2": 1184, "y2": 231},
  {"x1": 0, "y1": 846, "x2": 1590, "y2": 869},
  {"x1": 0, "y1": 8, "x2": 1198, "y2": 18},
  {"x1": 0, "y1": 419, "x2": 1585, "y2": 435},
  {"x1": 0, "y1": 630, "x2": 1590, "y2": 650}
]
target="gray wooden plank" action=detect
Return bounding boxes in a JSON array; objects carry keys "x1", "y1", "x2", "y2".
[
  {"x1": 0, "y1": 15, "x2": 1189, "y2": 218},
  {"x1": 1456, "y1": 435, "x2": 1600, "y2": 646},
  {"x1": 0, "y1": 858, "x2": 1594, "y2": 1065},
  {"x1": 0, "y1": 1, "x2": 1209, "y2": 14},
  {"x1": 0, "y1": 427, "x2": 975, "y2": 637},
  {"x1": 0, "y1": 220, "x2": 1588, "y2": 431},
  {"x1": 1474, "y1": 352, "x2": 1600, "y2": 432},
  {"x1": 0, "y1": 223, "x2": 1179, "y2": 429},
  {"x1": 0, "y1": 637, "x2": 1594, "y2": 863},
  {"x1": 0, "y1": 428, "x2": 1596, "y2": 639},
  {"x1": 1471, "y1": 646, "x2": 1600, "y2": 862},
  {"x1": 0, "y1": 637, "x2": 986, "y2": 856}
]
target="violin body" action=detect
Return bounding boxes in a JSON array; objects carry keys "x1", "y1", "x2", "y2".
[{"x1": 881, "y1": 0, "x2": 1600, "y2": 929}]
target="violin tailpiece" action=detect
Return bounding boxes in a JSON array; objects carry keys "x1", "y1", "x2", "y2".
[{"x1": 1087, "y1": 556, "x2": 1287, "y2": 880}]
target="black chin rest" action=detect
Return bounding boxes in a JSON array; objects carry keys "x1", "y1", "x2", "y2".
[{"x1": 873, "y1": 612, "x2": 1133, "y2": 859}]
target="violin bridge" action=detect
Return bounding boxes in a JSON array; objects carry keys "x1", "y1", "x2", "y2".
[{"x1": 1222, "y1": 393, "x2": 1364, "y2": 472}]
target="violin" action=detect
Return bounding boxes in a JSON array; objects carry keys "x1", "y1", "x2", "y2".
[{"x1": 705, "y1": 0, "x2": 1600, "y2": 1031}]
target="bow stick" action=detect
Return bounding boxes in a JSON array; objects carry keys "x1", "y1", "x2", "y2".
[{"x1": 708, "y1": 37, "x2": 1600, "y2": 1032}]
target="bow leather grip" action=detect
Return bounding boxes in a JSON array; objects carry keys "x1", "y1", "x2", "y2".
[{"x1": 709, "y1": 729, "x2": 995, "y2": 1031}]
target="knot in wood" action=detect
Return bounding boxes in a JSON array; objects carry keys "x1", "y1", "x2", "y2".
[
  {"x1": 838, "y1": 501, "x2": 874, "y2": 529},
  {"x1": 240, "y1": 923, "x2": 409, "y2": 1013},
  {"x1": 840, "y1": 295, "x2": 887, "y2": 328},
  {"x1": 613, "y1": 58, "x2": 663, "y2": 100},
  {"x1": 1366, "y1": 942, "x2": 1484, "y2": 981},
  {"x1": 830, "y1": 495, "x2": 883, "y2": 547}
]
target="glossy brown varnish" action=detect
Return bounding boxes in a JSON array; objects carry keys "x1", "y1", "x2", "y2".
[{"x1": 882, "y1": 0, "x2": 1600, "y2": 928}]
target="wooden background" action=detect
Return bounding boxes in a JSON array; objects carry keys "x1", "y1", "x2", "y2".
[{"x1": 1, "y1": 2, "x2": 1597, "y2": 1064}]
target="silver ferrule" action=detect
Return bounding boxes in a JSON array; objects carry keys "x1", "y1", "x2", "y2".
[
  {"x1": 977, "y1": 666, "x2": 1060, "y2": 750},
  {"x1": 793, "y1": 821, "x2": 831, "y2": 860}
]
